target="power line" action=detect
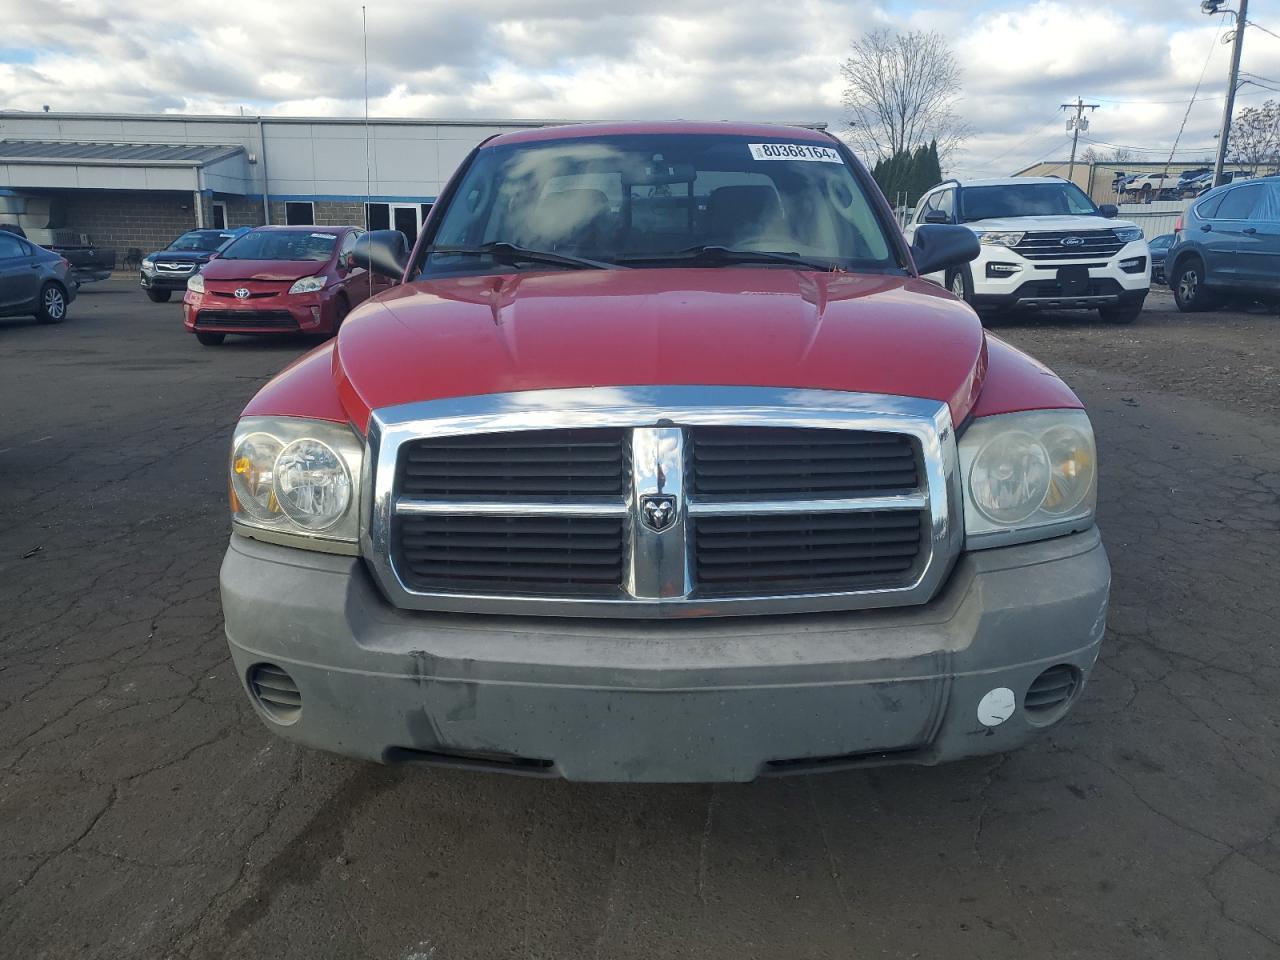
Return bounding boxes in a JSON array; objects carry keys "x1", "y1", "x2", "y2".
[{"x1": 1247, "y1": 20, "x2": 1280, "y2": 41}]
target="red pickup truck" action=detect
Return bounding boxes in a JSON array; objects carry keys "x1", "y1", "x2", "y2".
[{"x1": 220, "y1": 122, "x2": 1109, "y2": 782}]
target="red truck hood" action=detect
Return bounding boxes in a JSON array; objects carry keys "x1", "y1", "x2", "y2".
[
  {"x1": 332, "y1": 268, "x2": 988, "y2": 431},
  {"x1": 200, "y1": 258, "x2": 323, "y2": 282}
]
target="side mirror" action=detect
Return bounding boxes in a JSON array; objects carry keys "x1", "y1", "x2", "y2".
[
  {"x1": 923, "y1": 209, "x2": 950, "y2": 225},
  {"x1": 1099, "y1": 204, "x2": 1119, "y2": 219},
  {"x1": 352, "y1": 230, "x2": 409, "y2": 280},
  {"x1": 910, "y1": 224, "x2": 979, "y2": 277}
]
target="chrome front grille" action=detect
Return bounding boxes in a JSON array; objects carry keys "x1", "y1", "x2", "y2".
[
  {"x1": 155, "y1": 261, "x2": 196, "y2": 273},
  {"x1": 1014, "y1": 230, "x2": 1125, "y2": 261},
  {"x1": 364, "y1": 387, "x2": 960, "y2": 618}
]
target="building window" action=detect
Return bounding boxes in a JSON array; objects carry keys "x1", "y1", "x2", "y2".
[
  {"x1": 211, "y1": 201, "x2": 228, "y2": 229},
  {"x1": 285, "y1": 201, "x2": 314, "y2": 225},
  {"x1": 366, "y1": 202, "x2": 391, "y2": 230}
]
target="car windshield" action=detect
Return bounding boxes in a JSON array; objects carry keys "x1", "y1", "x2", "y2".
[
  {"x1": 959, "y1": 182, "x2": 1099, "y2": 221},
  {"x1": 169, "y1": 230, "x2": 237, "y2": 252},
  {"x1": 422, "y1": 133, "x2": 899, "y2": 276},
  {"x1": 219, "y1": 230, "x2": 337, "y2": 262}
]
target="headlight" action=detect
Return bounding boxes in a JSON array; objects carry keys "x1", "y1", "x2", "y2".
[
  {"x1": 289, "y1": 275, "x2": 327, "y2": 294},
  {"x1": 229, "y1": 417, "x2": 363, "y2": 553},
  {"x1": 959, "y1": 410, "x2": 1097, "y2": 548},
  {"x1": 187, "y1": 273, "x2": 205, "y2": 293},
  {"x1": 1114, "y1": 227, "x2": 1144, "y2": 243},
  {"x1": 141, "y1": 258, "x2": 155, "y2": 271},
  {"x1": 977, "y1": 231, "x2": 1024, "y2": 247}
]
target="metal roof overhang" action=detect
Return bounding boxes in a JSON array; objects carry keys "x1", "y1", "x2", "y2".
[{"x1": 0, "y1": 141, "x2": 251, "y2": 194}]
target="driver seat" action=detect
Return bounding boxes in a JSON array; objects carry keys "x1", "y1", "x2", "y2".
[{"x1": 706, "y1": 185, "x2": 785, "y2": 245}]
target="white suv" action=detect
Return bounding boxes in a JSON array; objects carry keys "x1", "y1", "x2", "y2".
[{"x1": 905, "y1": 176, "x2": 1150, "y2": 323}]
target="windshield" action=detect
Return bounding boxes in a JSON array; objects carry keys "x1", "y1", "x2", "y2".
[
  {"x1": 959, "y1": 182, "x2": 1099, "y2": 221},
  {"x1": 219, "y1": 230, "x2": 337, "y2": 262},
  {"x1": 423, "y1": 133, "x2": 898, "y2": 276},
  {"x1": 168, "y1": 230, "x2": 237, "y2": 252}
]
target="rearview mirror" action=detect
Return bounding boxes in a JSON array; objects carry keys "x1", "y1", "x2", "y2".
[
  {"x1": 1099, "y1": 204, "x2": 1119, "y2": 219},
  {"x1": 910, "y1": 224, "x2": 979, "y2": 277},
  {"x1": 352, "y1": 230, "x2": 409, "y2": 280}
]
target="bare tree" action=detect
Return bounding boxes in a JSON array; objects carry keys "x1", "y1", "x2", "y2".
[
  {"x1": 1110, "y1": 147, "x2": 1135, "y2": 164},
  {"x1": 840, "y1": 29, "x2": 969, "y2": 163},
  {"x1": 1228, "y1": 100, "x2": 1280, "y2": 172}
]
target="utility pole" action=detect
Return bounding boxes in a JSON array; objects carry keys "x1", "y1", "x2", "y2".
[
  {"x1": 1061, "y1": 97, "x2": 1100, "y2": 183},
  {"x1": 1207, "y1": 0, "x2": 1248, "y2": 188}
]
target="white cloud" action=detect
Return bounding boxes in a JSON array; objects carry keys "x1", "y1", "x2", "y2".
[{"x1": 2, "y1": 0, "x2": 1279, "y2": 179}]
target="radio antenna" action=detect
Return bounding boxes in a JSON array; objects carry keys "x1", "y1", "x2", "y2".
[{"x1": 362, "y1": 5, "x2": 373, "y2": 299}]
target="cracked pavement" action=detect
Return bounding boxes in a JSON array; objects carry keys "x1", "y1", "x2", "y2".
[{"x1": 1, "y1": 282, "x2": 1278, "y2": 959}]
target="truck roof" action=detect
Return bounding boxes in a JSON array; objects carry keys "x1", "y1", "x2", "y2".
[{"x1": 487, "y1": 120, "x2": 836, "y2": 147}]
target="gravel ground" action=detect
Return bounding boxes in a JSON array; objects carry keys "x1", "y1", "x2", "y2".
[{"x1": 1, "y1": 281, "x2": 1278, "y2": 960}]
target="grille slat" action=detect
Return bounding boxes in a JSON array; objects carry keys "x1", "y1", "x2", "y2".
[
  {"x1": 694, "y1": 510, "x2": 925, "y2": 595},
  {"x1": 690, "y1": 427, "x2": 920, "y2": 500},
  {"x1": 1024, "y1": 665, "x2": 1080, "y2": 715},
  {"x1": 400, "y1": 429, "x2": 629, "y2": 498},
  {"x1": 396, "y1": 514, "x2": 625, "y2": 595}
]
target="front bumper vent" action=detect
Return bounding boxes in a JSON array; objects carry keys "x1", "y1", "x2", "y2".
[
  {"x1": 248, "y1": 663, "x2": 302, "y2": 724},
  {"x1": 1025, "y1": 664, "x2": 1081, "y2": 717}
]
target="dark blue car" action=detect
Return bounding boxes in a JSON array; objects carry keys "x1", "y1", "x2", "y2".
[
  {"x1": 139, "y1": 227, "x2": 249, "y2": 302},
  {"x1": 1167, "y1": 177, "x2": 1280, "y2": 311},
  {"x1": 1148, "y1": 234, "x2": 1173, "y2": 284}
]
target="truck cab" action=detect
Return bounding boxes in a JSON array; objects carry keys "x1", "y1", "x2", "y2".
[{"x1": 907, "y1": 176, "x2": 1149, "y2": 323}]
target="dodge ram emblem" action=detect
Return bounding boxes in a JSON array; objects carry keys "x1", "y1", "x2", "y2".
[
  {"x1": 234, "y1": 287, "x2": 251, "y2": 299},
  {"x1": 639, "y1": 494, "x2": 677, "y2": 532}
]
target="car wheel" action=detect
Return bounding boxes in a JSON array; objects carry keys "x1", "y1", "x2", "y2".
[
  {"x1": 146, "y1": 288, "x2": 172, "y2": 303},
  {"x1": 1173, "y1": 258, "x2": 1216, "y2": 313},
  {"x1": 36, "y1": 283, "x2": 67, "y2": 324},
  {"x1": 196, "y1": 332, "x2": 226, "y2": 346},
  {"x1": 1099, "y1": 302, "x2": 1142, "y2": 324},
  {"x1": 946, "y1": 266, "x2": 973, "y2": 304}
]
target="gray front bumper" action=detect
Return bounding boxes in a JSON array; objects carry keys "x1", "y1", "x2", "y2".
[{"x1": 221, "y1": 530, "x2": 1109, "y2": 782}]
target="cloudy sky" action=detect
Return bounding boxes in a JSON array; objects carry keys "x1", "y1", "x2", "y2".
[{"x1": 2, "y1": 0, "x2": 1279, "y2": 178}]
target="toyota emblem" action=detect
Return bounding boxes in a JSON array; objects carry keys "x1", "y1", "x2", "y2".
[
  {"x1": 639, "y1": 494, "x2": 678, "y2": 533},
  {"x1": 234, "y1": 287, "x2": 251, "y2": 299}
]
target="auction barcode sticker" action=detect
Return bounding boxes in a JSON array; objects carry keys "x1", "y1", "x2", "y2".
[{"x1": 748, "y1": 143, "x2": 842, "y2": 163}]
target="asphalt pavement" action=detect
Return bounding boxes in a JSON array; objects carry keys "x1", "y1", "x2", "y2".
[{"x1": 2, "y1": 279, "x2": 1278, "y2": 960}]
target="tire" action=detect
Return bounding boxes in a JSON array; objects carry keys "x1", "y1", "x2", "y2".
[
  {"x1": 1099, "y1": 302, "x2": 1143, "y2": 324},
  {"x1": 1172, "y1": 257, "x2": 1217, "y2": 313},
  {"x1": 146, "y1": 288, "x2": 172, "y2": 303},
  {"x1": 332, "y1": 297, "x2": 349, "y2": 335},
  {"x1": 946, "y1": 266, "x2": 973, "y2": 304},
  {"x1": 36, "y1": 283, "x2": 68, "y2": 324},
  {"x1": 196, "y1": 331, "x2": 226, "y2": 346}
]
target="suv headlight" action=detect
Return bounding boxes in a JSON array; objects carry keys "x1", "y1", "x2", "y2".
[
  {"x1": 1114, "y1": 227, "x2": 1144, "y2": 243},
  {"x1": 289, "y1": 275, "x2": 327, "y2": 294},
  {"x1": 141, "y1": 258, "x2": 155, "y2": 271},
  {"x1": 229, "y1": 416, "x2": 363, "y2": 554},
  {"x1": 977, "y1": 231, "x2": 1024, "y2": 247},
  {"x1": 959, "y1": 409, "x2": 1097, "y2": 548},
  {"x1": 187, "y1": 273, "x2": 205, "y2": 293}
]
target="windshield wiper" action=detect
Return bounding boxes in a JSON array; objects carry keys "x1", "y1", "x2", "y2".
[
  {"x1": 428, "y1": 242, "x2": 618, "y2": 270},
  {"x1": 616, "y1": 245, "x2": 833, "y2": 271}
]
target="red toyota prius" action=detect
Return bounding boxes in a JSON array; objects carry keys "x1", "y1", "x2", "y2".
[{"x1": 183, "y1": 225, "x2": 392, "y2": 345}]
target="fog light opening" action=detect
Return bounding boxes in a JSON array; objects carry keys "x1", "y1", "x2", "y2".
[
  {"x1": 248, "y1": 662, "x2": 302, "y2": 725},
  {"x1": 1024, "y1": 664, "x2": 1081, "y2": 724}
]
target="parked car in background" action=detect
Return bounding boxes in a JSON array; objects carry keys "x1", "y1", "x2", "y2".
[
  {"x1": 219, "y1": 121, "x2": 1110, "y2": 782},
  {"x1": 1148, "y1": 233, "x2": 1174, "y2": 283},
  {"x1": 1167, "y1": 175, "x2": 1280, "y2": 312},
  {"x1": 140, "y1": 227, "x2": 249, "y2": 302},
  {"x1": 0, "y1": 222, "x2": 115, "y2": 283},
  {"x1": 907, "y1": 176, "x2": 1149, "y2": 323},
  {"x1": 183, "y1": 225, "x2": 399, "y2": 345},
  {"x1": 0, "y1": 229, "x2": 77, "y2": 323}
]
